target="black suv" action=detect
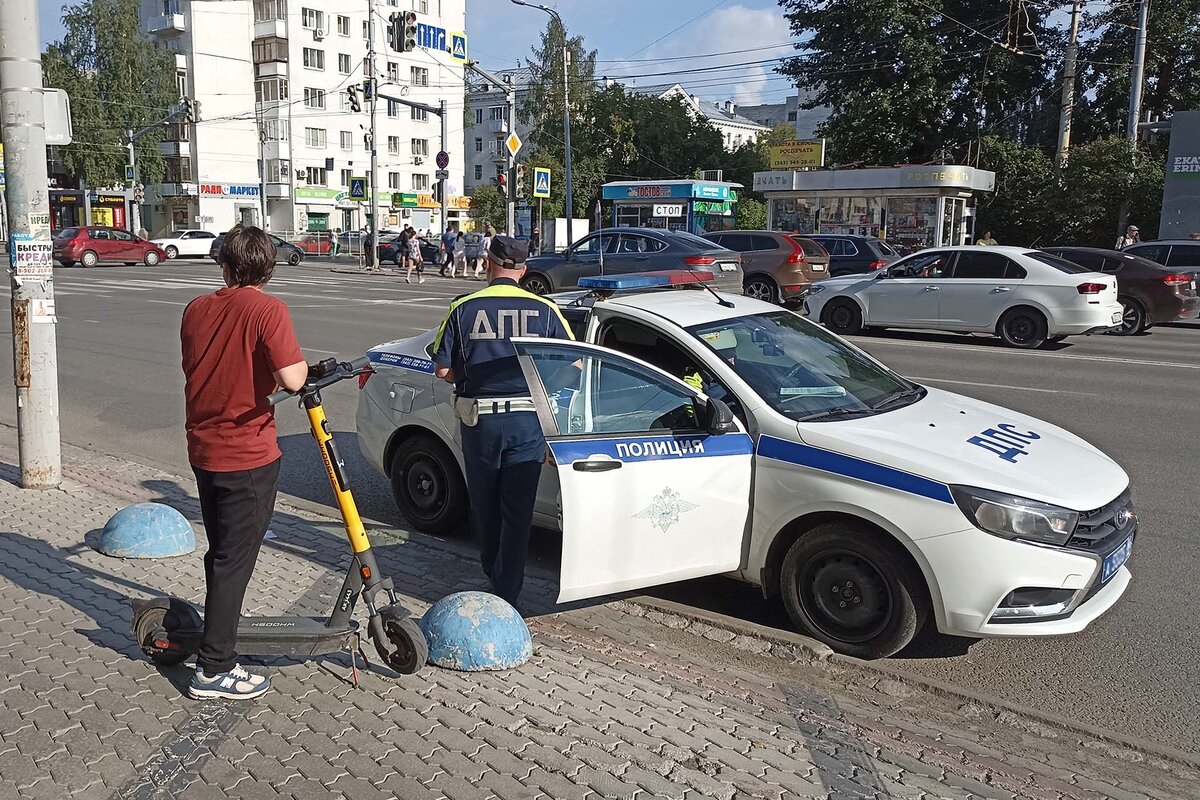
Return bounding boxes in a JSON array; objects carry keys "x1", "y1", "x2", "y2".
[
  {"x1": 1120, "y1": 240, "x2": 1200, "y2": 271},
  {"x1": 806, "y1": 234, "x2": 899, "y2": 277}
]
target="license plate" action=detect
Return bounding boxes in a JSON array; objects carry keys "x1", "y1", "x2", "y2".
[
  {"x1": 1111, "y1": 311, "x2": 1122, "y2": 325},
  {"x1": 1101, "y1": 535, "x2": 1133, "y2": 583},
  {"x1": 812, "y1": 264, "x2": 825, "y2": 271},
  {"x1": 719, "y1": 262, "x2": 737, "y2": 272}
]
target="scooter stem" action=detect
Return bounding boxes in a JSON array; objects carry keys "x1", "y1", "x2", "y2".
[{"x1": 304, "y1": 397, "x2": 371, "y2": 556}]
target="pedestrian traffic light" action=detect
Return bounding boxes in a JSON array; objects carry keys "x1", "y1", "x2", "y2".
[
  {"x1": 497, "y1": 173, "x2": 507, "y2": 189},
  {"x1": 133, "y1": 183, "x2": 145, "y2": 204},
  {"x1": 516, "y1": 164, "x2": 526, "y2": 197},
  {"x1": 362, "y1": 79, "x2": 374, "y2": 102},
  {"x1": 347, "y1": 85, "x2": 361, "y2": 113}
]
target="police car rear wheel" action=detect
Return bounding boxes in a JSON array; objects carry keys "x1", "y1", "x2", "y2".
[
  {"x1": 823, "y1": 299, "x2": 863, "y2": 336},
  {"x1": 390, "y1": 436, "x2": 467, "y2": 535},
  {"x1": 780, "y1": 523, "x2": 927, "y2": 659}
]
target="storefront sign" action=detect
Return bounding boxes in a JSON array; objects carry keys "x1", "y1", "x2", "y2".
[
  {"x1": 625, "y1": 185, "x2": 675, "y2": 199},
  {"x1": 198, "y1": 183, "x2": 260, "y2": 197},
  {"x1": 449, "y1": 195, "x2": 473, "y2": 209},
  {"x1": 9, "y1": 233, "x2": 54, "y2": 278},
  {"x1": 652, "y1": 204, "x2": 684, "y2": 217},
  {"x1": 603, "y1": 182, "x2": 732, "y2": 201},
  {"x1": 769, "y1": 140, "x2": 825, "y2": 170},
  {"x1": 753, "y1": 171, "x2": 797, "y2": 192},
  {"x1": 93, "y1": 193, "x2": 126, "y2": 205},
  {"x1": 1161, "y1": 109, "x2": 1200, "y2": 238}
]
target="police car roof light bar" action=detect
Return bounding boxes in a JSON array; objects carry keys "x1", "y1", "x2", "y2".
[{"x1": 576, "y1": 270, "x2": 715, "y2": 291}]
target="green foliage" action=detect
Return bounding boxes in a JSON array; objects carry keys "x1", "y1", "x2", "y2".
[
  {"x1": 718, "y1": 125, "x2": 796, "y2": 197},
  {"x1": 735, "y1": 197, "x2": 767, "y2": 230},
  {"x1": 470, "y1": 183, "x2": 507, "y2": 232},
  {"x1": 43, "y1": 0, "x2": 178, "y2": 187}
]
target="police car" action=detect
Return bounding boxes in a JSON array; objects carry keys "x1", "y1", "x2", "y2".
[{"x1": 356, "y1": 271, "x2": 1135, "y2": 658}]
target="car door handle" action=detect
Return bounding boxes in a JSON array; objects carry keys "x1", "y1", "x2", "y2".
[
  {"x1": 923, "y1": 285, "x2": 940, "y2": 291},
  {"x1": 991, "y1": 286, "x2": 1012, "y2": 293},
  {"x1": 572, "y1": 458, "x2": 622, "y2": 473}
]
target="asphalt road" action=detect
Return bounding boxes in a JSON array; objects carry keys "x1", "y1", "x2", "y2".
[{"x1": 2, "y1": 259, "x2": 1198, "y2": 752}]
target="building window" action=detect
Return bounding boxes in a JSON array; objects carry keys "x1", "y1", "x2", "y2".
[
  {"x1": 165, "y1": 122, "x2": 190, "y2": 142},
  {"x1": 302, "y1": 48, "x2": 324, "y2": 70},
  {"x1": 473, "y1": 164, "x2": 483, "y2": 180},
  {"x1": 164, "y1": 157, "x2": 191, "y2": 183},
  {"x1": 389, "y1": 172, "x2": 401, "y2": 190},
  {"x1": 337, "y1": 53, "x2": 352, "y2": 74},
  {"x1": 340, "y1": 168, "x2": 352, "y2": 186},
  {"x1": 493, "y1": 137, "x2": 503, "y2": 154},
  {"x1": 263, "y1": 119, "x2": 288, "y2": 141},
  {"x1": 474, "y1": 108, "x2": 483, "y2": 125},
  {"x1": 340, "y1": 130, "x2": 352, "y2": 150},
  {"x1": 412, "y1": 107, "x2": 427, "y2": 122},
  {"x1": 387, "y1": 62, "x2": 399, "y2": 83},
  {"x1": 489, "y1": 106, "x2": 505, "y2": 121},
  {"x1": 362, "y1": 20, "x2": 369, "y2": 39},
  {"x1": 304, "y1": 127, "x2": 326, "y2": 147},
  {"x1": 387, "y1": 136, "x2": 399, "y2": 154},
  {"x1": 304, "y1": 87, "x2": 326, "y2": 109},
  {"x1": 336, "y1": 14, "x2": 350, "y2": 36},
  {"x1": 252, "y1": 38, "x2": 289, "y2": 64},
  {"x1": 253, "y1": 0, "x2": 286, "y2": 22},
  {"x1": 787, "y1": 110, "x2": 797, "y2": 122},
  {"x1": 387, "y1": 99, "x2": 399, "y2": 118},
  {"x1": 411, "y1": 138, "x2": 428, "y2": 157},
  {"x1": 305, "y1": 166, "x2": 327, "y2": 185},
  {"x1": 300, "y1": 7, "x2": 323, "y2": 29},
  {"x1": 338, "y1": 90, "x2": 351, "y2": 111},
  {"x1": 410, "y1": 67, "x2": 428, "y2": 87},
  {"x1": 255, "y1": 77, "x2": 288, "y2": 102},
  {"x1": 474, "y1": 137, "x2": 482, "y2": 153},
  {"x1": 414, "y1": 0, "x2": 428, "y2": 12},
  {"x1": 412, "y1": 173, "x2": 429, "y2": 191},
  {"x1": 176, "y1": 71, "x2": 188, "y2": 98}
]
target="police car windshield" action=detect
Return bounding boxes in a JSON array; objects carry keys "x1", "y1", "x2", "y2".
[{"x1": 686, "y1": 311, "x2": 920, "y2": 421}]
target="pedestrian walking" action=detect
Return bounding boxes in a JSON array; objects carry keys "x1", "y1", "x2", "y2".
[
  {"x1": 1116, "y1": 225, "x2": 1141, "y2": 249},
  {"x1": 474, "y1": 226, "x2": 494, "y2": 279},
  {"x1": 439, "y1": 224, "x2": 458, "y2": 277},
  {"x1": 530, "y1": 226, "x2": 541, "y2": 256},
  {"x1": 432, "y1": 236, "x2": 575, "y2": 606},
  {"x1": 452, "y1": 230, "x2": 467, "y2": 277},
  {"x1": 405, "y1": 226, "x2": 425, "y2": 284},
  {"x1": 180, "y1": 225, "x2": 308, "y2": 700},
  {"x1": 975, "y1": 230, "x2": 998, "y2": 246}
]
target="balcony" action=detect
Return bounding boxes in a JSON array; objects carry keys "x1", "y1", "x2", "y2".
[
  {"x1": 156, "y1": 182, "x2": 198, "y2": 197},
  {"x1": 148, "y1": 13, "x2": 185, "y2": 36},
  {"x1": 487, "y1": 118, "x2": 508, "y2": 134},
  {"x1": 158, "y1": 139, "x2": 193, "y2": 157},
  {"x1": 174, "y1": 53, "x2": 187, "y2": 70},
  {"x1": 266, "y1": 183, "x2": 290, "y2": 199},
  {"x1": 489, "y1": 149, "x2": 507, "y2": 164},
  {"x1": 255, "y1": 61, "x2": 287, "y2": 79},
  {"x1": 254, "y1": 19, "x2": 286, "y2": 40}
]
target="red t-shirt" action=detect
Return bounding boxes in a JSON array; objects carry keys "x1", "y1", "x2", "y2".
[{"x1": 181, "y1": 286, "x2": 304, "y2": 472}]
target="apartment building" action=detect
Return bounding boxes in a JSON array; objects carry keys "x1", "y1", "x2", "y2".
[
  {"x1": 141, "y1": 0, "x2": 467, "y2": 236},
  {"x1": 462, "y1": 67, "x2": 533, "y2": 196},
  {"x1": 739, "y1": 91, "x2": 831, "y2": 140}
]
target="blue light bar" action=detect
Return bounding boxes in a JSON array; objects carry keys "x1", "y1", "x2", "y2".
[{"x1": 577, "y1": 270, "x2": 715, "y2": 290}]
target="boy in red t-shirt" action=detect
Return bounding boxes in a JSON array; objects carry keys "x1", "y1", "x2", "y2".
[{"x1": 180, "y1": 225, "x2": 307, "y2": 700}]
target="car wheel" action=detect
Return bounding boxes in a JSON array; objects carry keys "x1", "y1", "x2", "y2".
[
  {"x1": 1111, "y1": 297, "x2": 1146, "y2": 336},
  {"x1": 59, "y1": 260, "x2": 75, "y2": 268},
  {"x1": 822, "y1": 298, "x2": 863, "y2": 335},
  {"x1": 744, "y1": 276, "x2": 780, "y2": 304},
  {"x1": 521, "y1": 274, "x2": 552, "y2": 295},
  {"x1": 81, "y1": 250, "x2": 98, "y2": 268},
  {"x1": 144, "y1": 250, "x2": 161, "y2": 266},
  {"x1": 390, "y1": 435, "x2": 467, "y2": 535},
  {"x1": 779, "y1": 522, "x2": 928, "y2": 659},
  {"x1": 997, "y1": 307, "x2": 1047, "y2": 348},
  {"x1": 287, "y1": 251, "x2": 302, "y2": 266},
  {"x1": 164, "y1": 245, "x2": 178, "y2": 259}
]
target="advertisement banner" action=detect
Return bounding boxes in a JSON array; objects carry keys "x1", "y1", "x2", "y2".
[{"x1": 768, "y1": 140, "x2": 825, "y2": 170}]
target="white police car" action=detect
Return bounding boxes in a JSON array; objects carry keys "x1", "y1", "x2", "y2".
[{"x1": 357, "y1": 271, "x2": 1135, "y2": 658}]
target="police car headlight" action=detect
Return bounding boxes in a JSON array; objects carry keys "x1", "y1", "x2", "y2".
[
  {"x1": 950, "y1": 486, "x2": 1078, "y2": 546},
  {"x1": 808, "y1": 284, "x2": 827, "y2": 295}
]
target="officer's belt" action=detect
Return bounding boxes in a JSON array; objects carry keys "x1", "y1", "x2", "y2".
[{"x1": 473, "y1": 397, "x2": 537, "y2": 414}]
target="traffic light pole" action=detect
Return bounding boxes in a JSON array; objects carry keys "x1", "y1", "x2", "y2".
[
  {"x1": 440, "y1": 98, "x2": 448, "y2": 234},
  {"x1": 366, "y1": 0, "x2": 379, "y2": 269},
  {"x1": 0, "y1": 0, "x2": 62, "y2": 488}
]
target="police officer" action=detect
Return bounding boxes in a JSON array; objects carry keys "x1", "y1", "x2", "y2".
[{"x1": 432, "y1": 236, "x2": 574, "y2": 605}]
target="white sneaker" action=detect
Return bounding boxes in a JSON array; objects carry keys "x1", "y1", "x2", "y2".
[{"x1": 188, "y1": 663, "x2": 271, "y2": 700}]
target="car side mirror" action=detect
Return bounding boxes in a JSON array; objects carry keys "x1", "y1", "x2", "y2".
[{"x1": 704, "y1": 398, "x2": 736, "y2": 435}]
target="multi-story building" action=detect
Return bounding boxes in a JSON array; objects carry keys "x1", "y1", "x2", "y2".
[
  {"x1": 739, "y1": 92, "x2": 830, "y2": 140},
  {"x1": 628, "y1": 83, "x2": 770, "y2": 150},
  {"x1": 462, "y1": 67, "x2": 532, "y2": 196},
  {"x1": 140, "y1": 0, "x2": 467, "y2": 237}
]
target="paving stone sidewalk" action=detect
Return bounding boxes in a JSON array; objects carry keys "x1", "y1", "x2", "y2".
[{"x1": 0, "y1": 439, "x2": 1193, "y2": 800}]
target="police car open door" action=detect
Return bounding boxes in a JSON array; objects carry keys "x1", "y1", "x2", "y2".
[{"x1": 512, "y1": 338, "x2": 753, "y2": 603}]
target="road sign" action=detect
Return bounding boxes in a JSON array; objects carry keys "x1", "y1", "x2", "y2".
[
  {"x1": 504, "y1": 132, "x2": 522, "y2": 158},
  {"x1": 449, "y1": 32, "x2": 467, "y2": 63},
  {"x1": 533, "y1": 167, "x2": 551, "y2": 198},
  {"x1": 125, "y1": 165, "x2": 135, "y2": 182},
  {"x1": 349, "y1": 176, "x2": 368, "y2": 200},
  {"x1": 435, "y1": 169, "x2": 450, "y2": 181},
  {"x1": 435, "y1": 150, "x2": 449, "y2": 170}
]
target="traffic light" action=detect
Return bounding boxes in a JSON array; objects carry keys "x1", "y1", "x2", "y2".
[
  {"x1": 133, "y1": 183, "x2": 145, "y2": 204},
  {"x1": 497, "y1": 173, "x2": 507, "y2": 189},
  {"x1": 347, "y1": 85, "x2": 361, "y2": 113},
  {"x1": 516, "y1": 164, "x2": 526, "y2": 197},
  {"x1": 362, "y1": 78, "x2": 374, "y2": 102},
  {"x1": 182, "y1": 98, "x2": 195, "y2": 122},
  {"x1": 388, "y1": 11, "x2": 417, "y2": 52},
  {"x1": 432, "y1": 181, "x2": 443, "y2": 203}
]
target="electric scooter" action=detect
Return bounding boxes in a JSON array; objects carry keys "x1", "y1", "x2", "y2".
[{"x1": 130, "y1": 357, "x2": 428, "y2": 677}]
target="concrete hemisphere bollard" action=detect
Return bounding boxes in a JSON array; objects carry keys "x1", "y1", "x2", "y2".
[
  {"x1": 97, "y1": 503, "x2": 196, "y2": 559},
  {"x1": 419, "y1": 591, "x2": 533, "y2": 671}
]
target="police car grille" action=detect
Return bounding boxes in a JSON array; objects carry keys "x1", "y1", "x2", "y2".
[{"x1": 1068, "y1": 490, "x2": 1134, "y2": 551}]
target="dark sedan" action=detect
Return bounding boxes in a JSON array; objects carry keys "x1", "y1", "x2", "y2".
[
  {"x1": 376, "y1": 234, "x2": 438, "y2": 265},
  {"x1": 1043, "y1": 246, "x2": 1199, "y2": 334},
  {"x1": 208, "y1": 233, "x2": 304, "y2": 266},
  {"x1": 519, "y1": 227, "x2": 743, "y2": 295}
]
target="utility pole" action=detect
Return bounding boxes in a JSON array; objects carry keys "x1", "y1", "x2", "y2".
[
  {"x1": 0, "y1": 0, "x2": 62, "y2": 488},
  {"x1": 439, "y1": 98, "x2": 448, "y2": 233},
  {"x1": 1126, "y1": 0, "x2": 1150, "y2": 139},
  {"x1": 256, "y1": 109, "x2": 268, "y2": 229},
  {"x1": 126, "y1": 129, "x2": 139, "y2": 231},
  {"x1": 366, "y1": 0, "x2": 379, "y2": 269},
  {"x1": 1055, "y1": 0, "x2": 1082, "y2": 169}
]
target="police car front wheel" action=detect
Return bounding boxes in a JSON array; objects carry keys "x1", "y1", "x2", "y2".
[
  {"x1": 390, "y1": 436, "x2": 468, "y2": 535},
  {"x1": 780, "y1": 522, "x2": 929, "y2": 659}
]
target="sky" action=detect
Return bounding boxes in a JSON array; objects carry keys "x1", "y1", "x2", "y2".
[{"x1": 36, "y1": 0, "x2": 800, "y2": 106}]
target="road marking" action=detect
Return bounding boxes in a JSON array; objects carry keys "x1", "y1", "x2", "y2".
[
  {"x1": 145, "y1": 299, "x2": 190, "y2": 306},
  {"x1": 853, "y1": 336, "x2": 1200, "y2": 370},
  {"x1": 911, "y1": 376, "x2": 1092, "y2": 395},
  {"x1": 303, "y1": 347, "x2": 342, "y2": 355}
]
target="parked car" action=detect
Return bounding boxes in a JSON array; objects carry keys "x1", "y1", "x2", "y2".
[
  {"x1": 337, "y1": 231, "x2": 369, "y2": 255},
  {"x1": 701, "y1": 230, "x2": 830, "y2": 304},
  {"x1": 150, "y1": 229, "x2": 218, "y2": 259},
  {"x1": 376, "y1": 234, "x2": 439, "y2": 265},
  {"x1": 208, "y1": 232, "x2": 304, "y2": 266},
  {"x1": 1042, "y1": 247, "x2": 1200, "y2": 334},
  {"x1": 53, "y1": 226, "x2": 166, "y2": 268},
  {"x1": 806, "y1": 234, "x2": 900, "y2": 277},
  {"x1": 521, "y1": 227, "x2": 744, "y2": 295},
  {"x1": 1120, "y1": 240, "x2": 1200, "y2": 272},
  {"x1": 296, "y1": 233, "x2": 338, "y2": 255},
  {"x1": 804, "y1": 246, "x2": 1122, "y2": 348}
]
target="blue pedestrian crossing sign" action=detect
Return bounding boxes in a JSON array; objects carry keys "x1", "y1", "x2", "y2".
[
  {"x1": 533, "y1": 167, "x2": 551, "y2": 198},
  {"x1": 449, "y1": 32, "x2": 467, "y2": 63},
  {"x1": 349, "y1": 176, "x2": 367, "y2": 200}
]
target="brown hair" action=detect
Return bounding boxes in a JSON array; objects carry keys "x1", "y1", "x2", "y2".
[{"x1": 220, "y1": 225, "x2": 276, "y2": 286}]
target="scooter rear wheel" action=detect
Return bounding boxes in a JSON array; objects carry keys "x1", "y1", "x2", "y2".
[
  {"x1": 134, "y1": 604, "x2": 193, "y2": 666},
  {"x1": 379, "y1": 612, "x2": 428, "y2": 675}
]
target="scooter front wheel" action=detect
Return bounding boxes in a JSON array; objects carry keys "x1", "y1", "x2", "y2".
[{"x1": 373, "y1": 609, "x2": 428, "y2": 675}]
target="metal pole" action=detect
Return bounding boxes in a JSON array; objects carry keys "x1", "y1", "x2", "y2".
[
  {"x1": 1126, "y1": 0, "x2": 1150, "y2": 139},
  {"x1": 506, "y1": 84, "x2": 515, "y2": 235},
  {"x1": 1055, "y1": 0, "x2": 1082, "y2": 168},
  {"x1": 561, "y1": 29, "x2": 573, "y2": 247},
  {"x1": 439, "y1": 98, "x2": 448, "y2": 233},
  {"x1": 257, "y1": 109, "x2": 267, "y2": 229},
  {"x1": 126, "y1": 129, "x2": 139, "y2": 232},
  {"x1": 366, "y1": 0, "x2": 378, "y2": 268},
  {"x1": 0, "y1": 0, "x2": 62, "y2": 488}
]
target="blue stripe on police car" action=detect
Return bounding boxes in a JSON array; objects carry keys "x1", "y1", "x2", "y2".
[
  {"x1": 549, "y1": 433, "x2": 754, "y2": 465},
  {"x1": 368, "y1": 350, "x2": 435, "y2": 374}
]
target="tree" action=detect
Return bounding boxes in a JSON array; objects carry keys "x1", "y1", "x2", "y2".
[
  {"x1": 974, "y1": 135, "x2": 1058, "y2": 246},
  {"x1": 736, "y1": 197, "x2": 767, "y2": 230},
  {"x1": 470, "y1": 183, "x2": 507, "y2": 232},
  {"x1": 42, "y1": 0, "x2": 178, "y2": 187}
]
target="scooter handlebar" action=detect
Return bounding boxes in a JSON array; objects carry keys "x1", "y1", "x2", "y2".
[
  {"x1": 266, "y1": 356, "x2": 373, "y2": 406},
  {"x1": 267, "y1": 388, "x2": 293, "y2": 406}
]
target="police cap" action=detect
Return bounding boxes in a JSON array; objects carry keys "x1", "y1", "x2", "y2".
[{"x1": 488, "y1": 236, "x2": 529, "y2": 267}]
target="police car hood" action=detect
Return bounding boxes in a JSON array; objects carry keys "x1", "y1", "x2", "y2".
[
  {"x1": 795, "y1": 387, "x2": 1128, "y2": 511},
  {"x1": 812, "y1": 273, "x2": 883, "y2": 292}
]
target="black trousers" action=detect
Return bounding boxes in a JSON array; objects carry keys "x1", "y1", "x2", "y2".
[{"x1": 192, "y1": 458, "x2": 281, "y2": 674}]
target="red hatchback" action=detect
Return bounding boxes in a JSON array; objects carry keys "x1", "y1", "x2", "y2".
[{"x1": 53, "y1": 226, "x2": 167, "y2": 268}]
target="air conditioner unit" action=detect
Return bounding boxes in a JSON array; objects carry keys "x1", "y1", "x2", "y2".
[
  {"x1": 413, "y1": 156, "x2": 423, "y2": 165},
  {"x1": 402, "y1": 209, "x2": 412, "y2": 218},
  {"x1": 312, "y1": 27, "x2": 325, "y2": 41}
]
